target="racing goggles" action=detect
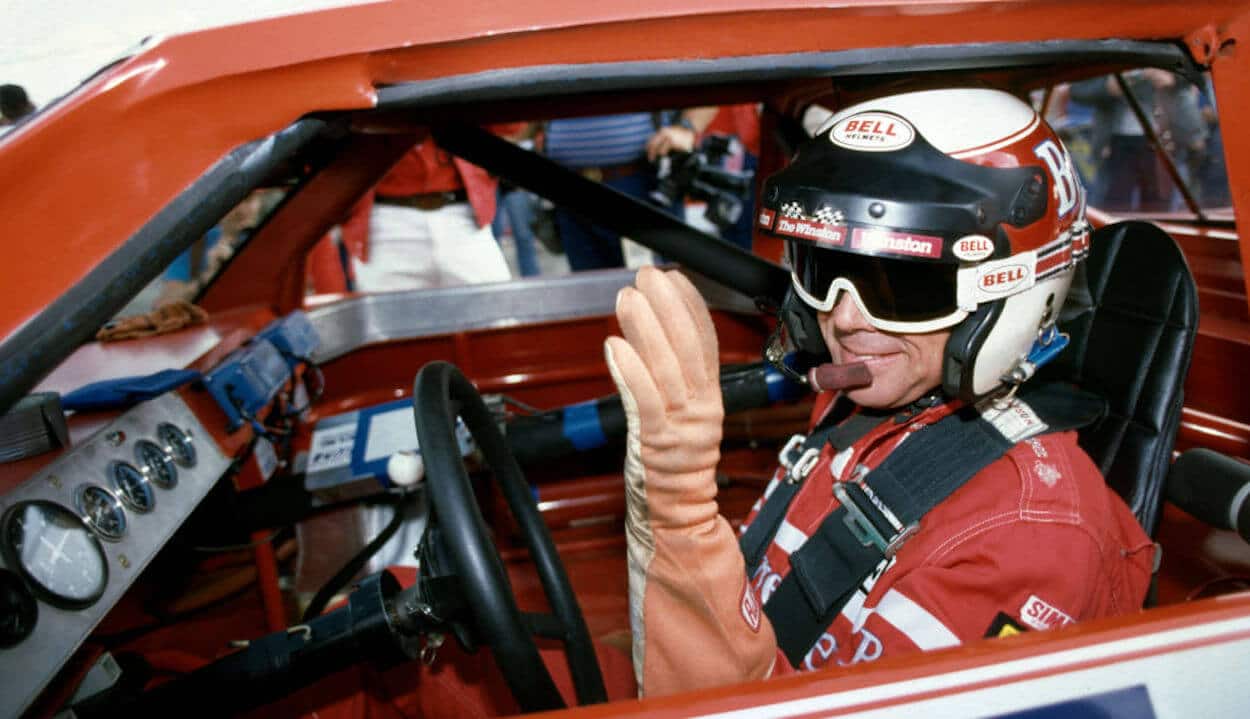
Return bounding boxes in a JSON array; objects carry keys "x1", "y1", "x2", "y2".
[
  {"x1": 785, "y1": 230, "x2": 1085, "y2": 334},
  {"x1": 786, "y1": 239, "x2": 966, "y2": 333}
]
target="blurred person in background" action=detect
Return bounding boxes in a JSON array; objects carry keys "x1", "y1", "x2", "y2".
[
  {"x1": 0, "y1": 84, "x2": 36, "y2": 126},
  {"x1": 347, "y1": 133, "x2": 518, "y2": 292},
  {"x1": 697, "y1": 103, "x2": 762, "y2": 251},
  {"x1": 543, "y1": 109, "x2": 717, "y2": 270},
  {"x1": 1069, "y1": 70, "x2": 1206, "y2": 212}
]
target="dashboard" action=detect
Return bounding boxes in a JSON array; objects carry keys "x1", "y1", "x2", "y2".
[
  {"x1": 0, "y1": 392, "x2": 230, "y2": 717},
  {"x1": 0, "y1": 277, "x2": 663, "y2": 716}
]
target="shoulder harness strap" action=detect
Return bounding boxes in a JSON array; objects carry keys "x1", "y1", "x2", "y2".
[
  {"x1": 762, "y1": 382, "x2": 1104, "y2": 667},
  {"x1": 739, "y1": 397, "x2": 876, "y2": 575}
]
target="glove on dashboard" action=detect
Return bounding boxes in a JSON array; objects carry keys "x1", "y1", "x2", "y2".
[
  {"x1": 603, "y1": 267, "x2": 776, "y2": 697},
  {"x1": 96, "y1": 300, "x2": 209, "y2": 342}
]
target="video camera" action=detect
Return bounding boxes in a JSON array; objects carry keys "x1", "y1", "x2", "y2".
[{"x1": 650, "y1": 134, "x2": 754, "y2": 230}]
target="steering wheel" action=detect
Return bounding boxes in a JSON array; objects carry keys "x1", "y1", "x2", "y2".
[{"x1": 411, "y1": 361, "x2": 608, "y2": 712}]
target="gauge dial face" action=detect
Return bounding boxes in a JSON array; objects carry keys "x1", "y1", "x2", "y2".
[
  {"x1": 109, "y1": 461, "x2": 154, "y2": 513},
  {"x1": 75, "y1": 485, "x2": 127, "y2": 541},
  {"x1": 156, "y1": 423, "x2": 196, "y2": 468},
  {"x1": 135, "y1": 439, "x2": 177, "y2": 489},
  {"x1": 2, "y1": 501, "x2": 109, "y2": 609},
  {"x1": 0, "y1": 568, "x2": 38, "y2": 647}
]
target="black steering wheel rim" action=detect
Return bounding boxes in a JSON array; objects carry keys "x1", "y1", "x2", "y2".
[{"x1": 412, "y1": 361, "x2": 607, "y2": 712}]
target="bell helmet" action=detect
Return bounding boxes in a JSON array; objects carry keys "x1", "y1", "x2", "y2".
[{"x1": 759, "y1": 88, "x2": 1089, "y2": 402}]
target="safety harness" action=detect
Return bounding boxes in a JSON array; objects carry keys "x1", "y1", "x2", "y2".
[{"x1": 739, "y1": 382, "x2": 1103, "y2": 667}]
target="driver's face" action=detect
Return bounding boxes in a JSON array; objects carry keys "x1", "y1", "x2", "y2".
[{"x1": 818, "y1": 292, "x2": 950, "y2": 409}]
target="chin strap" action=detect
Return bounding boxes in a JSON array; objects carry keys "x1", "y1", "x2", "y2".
[{"x1": 1003, "y1": 323, "x2": 1070, "y2": 388}]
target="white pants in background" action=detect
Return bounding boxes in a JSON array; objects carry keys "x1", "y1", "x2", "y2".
[{"x1": 352, "y1": 202, "x2": 511, "y2": 292}]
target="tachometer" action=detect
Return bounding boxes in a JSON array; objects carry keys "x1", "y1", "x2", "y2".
[
  {"x1": 74, "y1": 485, "x2": 127, "y2": 541},
  {"x1": 1, "y1": 501, "x2": 109, "y2": 609},
  {"x1": 135, "y1": 439, "x2": 177, "y2": 489},
  {"x1": 156, "y1": 422, "x2": 196, "y2": 468},
  {"x1": 109, "y1": 461, "x2": 154, "y2": 513}
]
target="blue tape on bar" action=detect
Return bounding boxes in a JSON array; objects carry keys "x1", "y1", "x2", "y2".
[
  {"x1": 765, "y1": 365, "x2": 806, "y2": 403},
  {"x1": 563, "y1": 400, "x2": 607, "y2": 451}
]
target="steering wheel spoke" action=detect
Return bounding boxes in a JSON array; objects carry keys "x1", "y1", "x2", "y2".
[{"x1": 522, "y1": 611, "x2": 569, "y2": 641}]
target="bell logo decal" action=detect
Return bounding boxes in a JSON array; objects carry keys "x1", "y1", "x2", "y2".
[
  {"x1": 830, "y1": 112, "x2": 915, "y2": 152},
  {"x1": 953, "y1": 235, "x2": 994, "y2": 261},
  {"x1": 978, "y1": 264, "x2": 1028, "y2": 293}
]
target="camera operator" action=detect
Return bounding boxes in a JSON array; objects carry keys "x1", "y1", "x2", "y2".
[
  {"x1": 543, "y1": 107, "x2": 717, "y2": 270},
  {"x1": 649, "y1": 104, "x2": 761, "y2": 251}
]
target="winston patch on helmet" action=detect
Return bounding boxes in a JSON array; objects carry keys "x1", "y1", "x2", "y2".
[
  {"x1": 775, "y1": 217, "x2": 846, "y2": 246},
  {"x1": 850, "y1": 227, "x2": 942, "y2": 258},
  {"x1": 829, "y1": 112, "x2": 916, "y2": 152}
]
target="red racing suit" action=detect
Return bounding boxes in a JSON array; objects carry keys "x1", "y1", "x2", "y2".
[{"x1": 738, "y1": 393, "x2": 1156, "y2": 674}]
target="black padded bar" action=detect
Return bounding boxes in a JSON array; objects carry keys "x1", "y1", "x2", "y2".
[
  {"x1": 379, "y1": 40, "x2": 1195, "y2": 110},
  {"x1": 431, "y1": 123, "x2": 790, "y2": 303},
  {"x1": 0, "y1": 119, "x2": 332, "y2": 417}
]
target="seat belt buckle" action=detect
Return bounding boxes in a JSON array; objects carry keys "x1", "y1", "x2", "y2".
[
  {"x1": 778, "y1": 434, "x2": 819, "y2": 484},
  {"x1": 833, "y1": 481, "x2": 919, "y2": 557}
]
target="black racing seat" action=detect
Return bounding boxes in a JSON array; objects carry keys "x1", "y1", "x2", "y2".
[{"x1": 1038, "y1": 220, "x2": 1199, "y2": 536}]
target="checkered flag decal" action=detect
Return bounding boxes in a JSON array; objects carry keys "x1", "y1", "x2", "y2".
[
  {"x1": 811, "y1": 206, "x2": 844, "y2": 224},
  {"x1": 781, "y1": 201, "x2": 804, "y2": 218}
]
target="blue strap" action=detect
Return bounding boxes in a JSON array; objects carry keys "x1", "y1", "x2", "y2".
[
  {"x1": 61, "y1": 369, "x2": 202, "y2": 412},
  {"x1": 563, "y1": 400, "x2": 607, "y2": 451}
]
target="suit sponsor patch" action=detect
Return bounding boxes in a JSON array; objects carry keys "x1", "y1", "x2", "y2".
[
  {"x1": 978, "y1": 397, "x2": 1048, "y2": 443},
  {"x1": 1019, "y1": 594, "x2": 1074, "y2": 630},
  {"x1": 985, "y1": 611, "x2": 1027, "y2": 638},
  {"x1": 741, "y1": 581, "x2": 762, "y2": 632}
]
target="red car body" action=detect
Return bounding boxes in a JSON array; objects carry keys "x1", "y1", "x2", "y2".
[{"x1": 3, "y1": 1, "x2": 1250, "y2": 716}]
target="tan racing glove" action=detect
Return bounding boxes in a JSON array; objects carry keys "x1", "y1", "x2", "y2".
[{"x1": 604, "y1": 266, "x2": 776, "y2": 697}]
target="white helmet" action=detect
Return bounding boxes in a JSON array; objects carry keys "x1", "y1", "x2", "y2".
[{"x1": 759, "y1": 88, "x2": 1089, "y2": 401}]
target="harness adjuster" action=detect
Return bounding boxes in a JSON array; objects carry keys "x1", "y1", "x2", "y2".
[
  {"x1": 778, "y1": 434, "x2": 821, "y2": 484},
  {"x1": 778, "y1": 434, "x2": 805, "y2": 469},
  {"x1": 833, "y1": 480, "x2": 919, "y2": 557}
]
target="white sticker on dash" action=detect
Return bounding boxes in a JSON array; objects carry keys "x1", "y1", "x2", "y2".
[{"x1": 829, "y1": 112, "x2": 915, "y2": 152}]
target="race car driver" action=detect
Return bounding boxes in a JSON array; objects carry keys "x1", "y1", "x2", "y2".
[{"x1": 604, "y1": 88, "x2": 1156, "y2": 696}]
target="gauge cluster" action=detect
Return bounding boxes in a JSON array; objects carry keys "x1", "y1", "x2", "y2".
[{"x1": 0, "y1": 392, "x2": 229, "y2": 717}]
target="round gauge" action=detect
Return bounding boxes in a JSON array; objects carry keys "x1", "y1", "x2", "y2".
[
  {"x1": 109, "y1": 461, "x2": 155, "y2": 513},
  {"x1": 0, "y1": 568, "x2": 38, "y2": 647},
  {"x1": 2, "y1": 501, "x2": 109, "y2": 609},
  {"x1": 75, "y1": 485, "x2": 127, "y2": 541},
  {"x1": 135, "y1": 439, "x2": 177, "y2": 489},
  {"x1": 156, "y1": 422, "x2": 197, "y2": 468}
]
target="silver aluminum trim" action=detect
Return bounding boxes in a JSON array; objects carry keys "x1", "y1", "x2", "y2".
[{"x1": 306, "y1": 269, "x2": 756, "y2": 363}]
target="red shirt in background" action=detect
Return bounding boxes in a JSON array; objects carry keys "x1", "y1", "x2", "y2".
[
  {"x1": 704, "y1": 103, "x2": 761, "y2": 157},
  {"x1": 308, "y1": 124, "x2": 527, "y2": 290}
]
